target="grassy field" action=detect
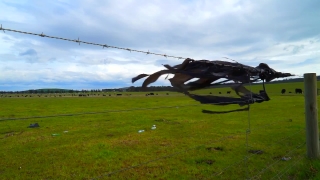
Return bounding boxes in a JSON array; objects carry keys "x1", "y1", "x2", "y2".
[{"x1": 0, "y1": 81, "x2": 320, "y2": 180}]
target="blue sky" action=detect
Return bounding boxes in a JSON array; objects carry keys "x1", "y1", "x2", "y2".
[{"x1": 0, "y1": 0, "x2": 319, "y2": 91}]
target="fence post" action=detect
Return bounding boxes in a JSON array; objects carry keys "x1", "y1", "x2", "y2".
[{"x1": 304, "y1": 73, "x2": 319, "y2": 159}]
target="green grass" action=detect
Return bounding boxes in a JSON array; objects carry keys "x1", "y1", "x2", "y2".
[{"x1": 0, "y1": 82, "x2": 320, "y2": 180}]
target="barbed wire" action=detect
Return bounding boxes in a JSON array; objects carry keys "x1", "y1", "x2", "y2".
[
  {"x1": 249, "y1": 141, "x2": 306, "y2": 180},
  {"x1": 0, "y1": 24, "x2": 188, "y2": 60},
  {"x1": 0, "y1": 100, "x2": 251, "y2": 121},
  {"x1": 270, "y1": 155, "x2": 305, "y2": 180}
]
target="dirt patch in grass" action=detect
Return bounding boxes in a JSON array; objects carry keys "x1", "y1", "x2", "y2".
[
  {"x1": 195, "y1": 159, "x2": 215, "y2": 165},
  {"x1": 154, "y1": 119, "x2": 180, "y2": 124},
  {"x1": 206, "y1": 146, "x2": 223, "y2": 151}
]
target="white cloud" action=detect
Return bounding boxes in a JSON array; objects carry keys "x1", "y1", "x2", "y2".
[{"x1": 0, "y1": 0, "x2": 319, "y2": 90}]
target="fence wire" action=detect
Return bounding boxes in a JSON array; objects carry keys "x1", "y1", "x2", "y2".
[
  {"x1": 249, "y1": 141, "x2": 306, "y2": 180},
  {"x1": 211, "y1": 128, "x2": 305, "y2": 179},
  {"x1": 270, "y1": 155, "x2": 305, "y2": 180},
  {"x1": 0, "y1": 24, "x2": 188, "y2": 60}
]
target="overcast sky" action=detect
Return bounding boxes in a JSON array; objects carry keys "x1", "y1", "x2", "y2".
[{"x1": 0, "y1": 0, "x2": 319, "y2": 91}]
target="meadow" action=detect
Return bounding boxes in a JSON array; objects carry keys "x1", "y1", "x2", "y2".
[{"x1": 0, "y1": 81, "x2": 320, "y2": 180}]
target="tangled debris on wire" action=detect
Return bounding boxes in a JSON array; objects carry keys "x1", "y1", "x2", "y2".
[{"x1": 132, "y1": 58, "x2": 294, "y2": 114}]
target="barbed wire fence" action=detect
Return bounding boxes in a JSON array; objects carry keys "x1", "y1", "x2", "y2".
[
  {"x1": 0, "y1": 25, "x2": 313, "y2": 179},
  {"x1": 0, "y1": 24, "x2": 188, "y2": 60}
]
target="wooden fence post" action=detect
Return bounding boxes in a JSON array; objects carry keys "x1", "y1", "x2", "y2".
[{"x1": 304, "y1": 73, "x2": 319, "y2": 159}]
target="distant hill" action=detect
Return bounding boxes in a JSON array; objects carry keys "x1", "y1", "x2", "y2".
[
  {"x1": 2, "y1": 76, "x2": 319, "y2": 93},
  {"x1": 20, "y1": 88, "x2": 80, "y2": 93},
  {"x1": 259, "y1": 75, "x2": 320, "y2": 84}
]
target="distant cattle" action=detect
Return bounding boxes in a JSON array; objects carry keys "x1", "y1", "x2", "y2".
[
  {"x1": 281, "y1": 89, "x2": 286, "y2": 94},
  {"x1": 166, "y1": 93, "x2": 169, "y2": 95},
  {"x1": 116, "y1": 94, "x2": 122, "y2": 96},
  {"x1": 209, "y1": 92, "x2": 212, "y2": 94},
  {"x1": 289, "y1": 91, "x2": 292, "y2": 94},
  {"x1": 295, "y1": 88, "x2": 303, "y2": 94},
  {"x1": 219, "y1": 92, "x2": 221, "y2": 94},
  {"x1": 227, "y1": 91, "x2": 231, "y2": 94}
]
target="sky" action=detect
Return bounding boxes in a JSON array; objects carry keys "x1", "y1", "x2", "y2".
[{"x1": 0, "y1": 0, "x2": 319, "y2": 91}]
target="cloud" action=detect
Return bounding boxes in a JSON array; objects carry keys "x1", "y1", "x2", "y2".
[
  {"x1": 0, "y1": 0, "x2": 320, "y2": 91},
  {"x1": 19, "y1": 48, "x2": 37, "y2": 56}
]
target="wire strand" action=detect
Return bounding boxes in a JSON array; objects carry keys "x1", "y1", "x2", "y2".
[
  {"x1": 0, "y1": 25, "x2": 188, "y2": 60},
  {"x1": 249, "y1": 141, "x2": 306, "y2": 180},
  {"x1": 210, "y1": 128, "x2": 305, "y2": 178},
  {"x1": 270, "y1": 155, "x2": 305, "y2": 180}
]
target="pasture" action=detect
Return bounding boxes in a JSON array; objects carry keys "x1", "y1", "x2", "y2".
[{"x1": 0, "y1": 81, "x2": 320, "y2": 179}]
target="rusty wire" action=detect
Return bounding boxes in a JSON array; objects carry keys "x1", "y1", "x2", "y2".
[{"x1": 0, "y1": 24, "x2": 187, "y2": 60}]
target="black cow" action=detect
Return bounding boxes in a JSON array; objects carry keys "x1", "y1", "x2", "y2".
[
  {"x1": 281, "y1": 89, "x2": 286, "y2": 94},
  {"x1": 116, "y1": 94, "x2": 122, "y2": 96},
  {"x1": 295, "y1": 88, "x2": 303, "y2": 94},
  {"x1": 227, "y1": 91, "x2": 231, "y2": 94},
  {"x1": 219, "y1": 92, "x2": 221, "y2": 94}
]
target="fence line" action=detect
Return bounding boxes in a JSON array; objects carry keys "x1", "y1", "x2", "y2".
[
  {"x1": 0, "y1": 100, "x2": 250, "y2": 121},
  {"x1": 0, "y1": 25, "x2": 188, "y2": 60},
  {"x1": 249, "y1": 141, "x2": 306, "y2": 180},
  {"x1": 1, "y1": 24, "x2": 311, "y2": 179},
  {"x1": 270, "y1": 155, "x2": 305, "y2": 180}
]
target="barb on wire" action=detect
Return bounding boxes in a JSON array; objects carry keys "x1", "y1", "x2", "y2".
[
  {"x1": 0, "y1": 100, "x2": 248, "y2": 121},
  {"x1": 0, "y1": 24, "x2": 4, "y2": 33},
  {"x1": 0, "y1": 25, "x2": 188, "y2": 60}
]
